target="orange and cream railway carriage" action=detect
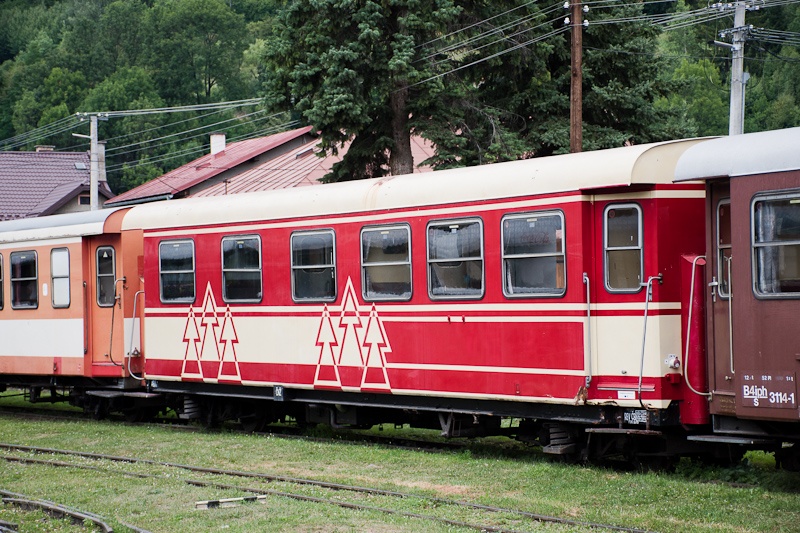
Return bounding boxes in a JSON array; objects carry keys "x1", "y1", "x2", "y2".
[{"x1": 0, "y1": 208, "x2": 147, "y2": 416}]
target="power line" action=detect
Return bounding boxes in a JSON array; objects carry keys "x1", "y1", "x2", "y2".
[
  {"x1": 0, "y1": 98, "x2": 266, "y2": 151},
  {"x1": 420, "y1": 4, "x2": 565, "y2": 64},
  {"x1": 107, "y1": 108, "x2": 279, "y2": 154},
  {"x1": 418, "y1": 0, "x2": 543, "y2": 51},
  {"x1": 107, "y1": 111, "x2": 291, "y2": 161}
]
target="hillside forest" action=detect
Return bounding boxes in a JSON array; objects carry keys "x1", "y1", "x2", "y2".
[{"x1": 1, "y1": 0, "x2": 799, "y2": 194}]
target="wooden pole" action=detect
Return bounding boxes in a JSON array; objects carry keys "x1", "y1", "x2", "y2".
[{"x1": 570, "y1": 1, "x2": 583, "y2": 153}]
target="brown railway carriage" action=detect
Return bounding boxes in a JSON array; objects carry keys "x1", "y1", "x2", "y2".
[{"x1": 676, "y1": 127, "x2": 800, "y2": 466}]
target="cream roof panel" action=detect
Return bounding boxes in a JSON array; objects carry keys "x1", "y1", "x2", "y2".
[{"x1": 123, "y1": 138, "x2": 708, "y2": 232}]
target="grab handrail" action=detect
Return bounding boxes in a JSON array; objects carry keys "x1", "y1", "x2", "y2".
[{"x1": 638, "y1": 274, "x2": 662, "y2": 409}]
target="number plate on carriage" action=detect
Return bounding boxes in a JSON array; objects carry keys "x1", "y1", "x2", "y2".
[{"x1": 741, "y1": 373, "x2": 797, "y2": 409}]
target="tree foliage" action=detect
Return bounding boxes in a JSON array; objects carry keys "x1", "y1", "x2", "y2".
[
  {"x1": 0, "y1": 0, "x2": 275, "y2": 193},
  {"x1": 0, "y1": 0, "x2": 799, "y2": 192},
  {"x1": 264, "y1": 0, "x2": 698, "y2": 178},
  {"x1": 263, "y1": 0, "x2": 461, "y2": 180}
]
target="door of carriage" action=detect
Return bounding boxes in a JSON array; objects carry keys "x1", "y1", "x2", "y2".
[
  {"x1": 86, "y1": 235, "x2": 127, "y2": 376},
  {"x1": 706, "y1": 181, "x2": 736, "y2": 414}
]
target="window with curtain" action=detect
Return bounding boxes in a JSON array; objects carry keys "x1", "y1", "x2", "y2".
[
  {"x1": 502, "y1": 211, "x2": 565, "y2": 297},
  {"x1": 753, "y1": 193, "x2": 800, "y2": 297}
]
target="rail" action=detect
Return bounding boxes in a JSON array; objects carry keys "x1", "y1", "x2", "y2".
[
  {"x1": 106, "y1": 277, "x2": 126, "y2": 367},
  {"x1": 127, "y1": 290, "x2": 145, "y2": 381},
  {"x1": 638, "y1": 274, "x2": 662, "y2": 409},
  {"x1": 684, "y1": 256, "x2": 711, "y2": 397},
  {"x1": 583, "y1": 272, "x2": 592, "y2": 388},
  {"x1": 726, "y1": 255, "x2": 734, "y2": 374}
]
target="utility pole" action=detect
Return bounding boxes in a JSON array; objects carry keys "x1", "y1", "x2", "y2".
[
  {"x1": 89, "y1": 114, "x2": 99, "y2": 210},
  {"x1": 714, "y1": 2, "x2": 750, "y2": 135},
  {"x1": 728, "y1": 2, "x2": 747, "y2": 135},
  {"x1": 568, "y1": 1, "x2": 587, "y2": 153},
  {"x1": 73, "y1": 113, "x2": 109, "y2": 210}
]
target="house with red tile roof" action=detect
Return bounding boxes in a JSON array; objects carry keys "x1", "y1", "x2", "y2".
[
  {"x1": 106, "y1": 126, "x2": 318, "y2": 207},
  {"x1": 0, "y1": 147, "x2": 115, "y2": 221},
  {"x1": 106, "y1": 126, "x2": 435, "y2": 206}
]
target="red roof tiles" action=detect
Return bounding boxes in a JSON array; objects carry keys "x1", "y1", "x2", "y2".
[{"x1": 106, "y1": 126, "x2": 315, "y2": 206}]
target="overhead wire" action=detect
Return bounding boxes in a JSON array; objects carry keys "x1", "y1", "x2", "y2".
[
  {"x1": 104, "y1": 111, "x2": 291, "y2": 163},
  {"x1": 419, "y1": 3, "x2": 565, "y2": 63},
  {"x1": 105, "y1": 118, "x2": 302, "y2": 173},
  {"x1": 417, "y1": 0, "x2": 542, "y2": 50},
  {"x1": 107, "y1": 108, "x2": 282, "y2": 154}
]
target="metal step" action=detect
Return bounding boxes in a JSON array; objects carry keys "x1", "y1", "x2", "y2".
[
  {"x1": 687, "y1": 435, "x2": 775, "y2": 446},
  {"x1": 585, "y1": 428, "x2": 663, "y2": 436}
]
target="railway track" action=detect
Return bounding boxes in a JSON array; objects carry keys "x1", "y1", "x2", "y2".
[
  {"x1": 0, "y1": 443, "x2": 650, "y2": 533},
  {"x1": 0, "y1": 402, "x2": 530, "y2": 459}
]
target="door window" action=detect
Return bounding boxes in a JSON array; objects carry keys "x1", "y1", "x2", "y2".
[
  {"x1": 716, "y1": 200, "x2": 732, "y2": 298},
  {"x1": 97, "y1": 247, "x2": 116, "y2": 307},
  {"x1": 604, "y1": 204, "x2": 643, "y2": 292}
]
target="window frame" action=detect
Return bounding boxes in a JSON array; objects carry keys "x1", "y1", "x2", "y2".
[
  {"x1": 96, "y1": 246, "x2": 117, "y2": 307},
  {"x1": 603, "y1": 203, "x2": 644, "y2": 294},
  {"x1": 501, "y1": 210, "x2": 567, "y2": 298},
  {"x1": 221, "y1": 234, "x2": 263, "y2": 303},
  {"x1": 10, "y1": 250, "x2": 38, "y2": 310},
  {"x1": 0, "y1": 254, "x2": 3, "y2": 311},
  {"x1": 716, "y1": 199, "x2": 732, "y2": 299},
  {"x1": 159, "y1": 239, "x2": 196, "y2": 304},
  {"x1": 426, "y1": 217, "x2": 485, "y2": 300},
  {"x1": 360, "y1": 224, "x2": 413, "y2": 302},
  {"x1": 751, "y1": 190, "x2": 800, "y2": 299},
  {"x1": 51, "y1": 247, "x2": 70, "y2": 309},
  {"x1": 290, "y1": 229, "x2": 337, "y2": 303}
]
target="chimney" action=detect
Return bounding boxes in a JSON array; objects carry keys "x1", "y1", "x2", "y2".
[
  {"x1": 210, "y1": 132, "x2": 226, "y2": 155},
  {"x1": 35, "y1": 145, "x2": 55, "y2": 152}
]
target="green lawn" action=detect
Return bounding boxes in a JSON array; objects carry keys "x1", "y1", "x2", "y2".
[{"x1": 0, "y1": 406, "x2": 798, "y2": 532}]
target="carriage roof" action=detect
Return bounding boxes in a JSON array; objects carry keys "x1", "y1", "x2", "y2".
[
  {"x1": 0, "y1": 207, "x2": 126, "y2": 244},
  {"x1": 675, "y1": 127, "x2": 800, "y2": 182},
  {"x1": 122, "y1": 138, "x2": 707, "y2": 232}
]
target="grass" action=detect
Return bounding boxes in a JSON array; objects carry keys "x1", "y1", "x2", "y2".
[{"x1": 0, "y1": 396, "x2": 798, "y2": 532}]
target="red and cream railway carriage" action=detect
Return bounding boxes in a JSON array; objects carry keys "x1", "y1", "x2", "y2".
[
  {"x1": 121, "y1": 138, "x2": 709, "y2": 460},
  {"x1": 0, "y1": 208, "x2": 147, "y2": 415}
]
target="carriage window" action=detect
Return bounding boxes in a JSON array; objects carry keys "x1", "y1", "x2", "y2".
[
  {"x1": 362, "y1": 225, "x2": 411, "y2": 301},
  {"x1": 291, "y1": 230, "x2": 336, "y2": 301},
  {"x1": 0, "y1": 254, "x2": 3, "y2": 310},
  {"x1": 11, "y1": 251, "x2": 37, "y2": 309},
  {"x1": 96, "y1": 246, "x2": 116, "y2": 307},
  {"x1": 604, "y1": 204, "x2": 643, "y2": 292},
  {"x1": 51, "y1": 248, "x2": 70, "y2": 308},
  {"x1": 159, "y1": 240, "x2": 195, "y2": 303},
  {"x1": 717, "y1": 200, "x2": 732, "y2": 298},
  {"x1": 222, "y1": 235, "x2": 262, "y2": 302},
  {"x1": 502, "y1": 211, "x2": 565, "y2": 297},
  {"x1": 427, "y1": 219, "x2": 484, "y2": 299},
  {"x1": 752, "y1": 193, "x2": 800, "y2": 297}
]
